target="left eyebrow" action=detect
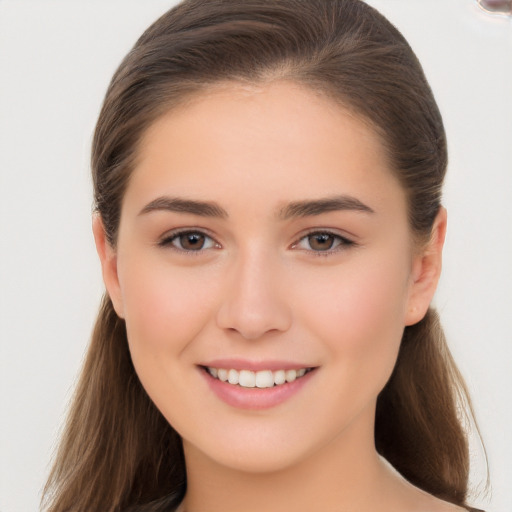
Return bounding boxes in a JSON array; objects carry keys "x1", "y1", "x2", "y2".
[{"x1": 278, "y1": 195, "x2": 375, "y2": 220}]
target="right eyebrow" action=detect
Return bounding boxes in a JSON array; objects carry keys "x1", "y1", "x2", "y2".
[{"x1": 138, "y1": 196, "x2": 228, "y2": 218}]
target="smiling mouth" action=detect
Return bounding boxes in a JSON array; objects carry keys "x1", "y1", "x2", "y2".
[{"x1": 202, "y1": 366, "x2": 315, "y2": 389}]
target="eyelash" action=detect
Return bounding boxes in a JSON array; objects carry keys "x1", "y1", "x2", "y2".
[
  {"x1": 158, "y1": 229, "x2": 355, "y2": 255},
  {"x1": 158, "y1": 229, "x2": 220, "y2": 254},
  {"x1": 292, "y1": 229, "x2": 355, "y2": 256}
]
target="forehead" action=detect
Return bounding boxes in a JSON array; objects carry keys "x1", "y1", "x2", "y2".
[
  {"x1": 139, "y1": 80, "x2": 385, "y2": 163},
  {"x1": 126, "y1": 81, "x2": 404, "y2": 218}
]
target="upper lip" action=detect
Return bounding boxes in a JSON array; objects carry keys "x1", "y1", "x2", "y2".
[{"x1": 199, "y1": 358, "x2": 316, "y2": 372}]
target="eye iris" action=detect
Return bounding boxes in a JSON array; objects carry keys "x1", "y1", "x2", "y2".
[
  {"x1": 309, "y1": 233, "x2": 334, "y2": 251},
  {"x1": 180, "y1": 233, "x2": 205, "y2": 250}
]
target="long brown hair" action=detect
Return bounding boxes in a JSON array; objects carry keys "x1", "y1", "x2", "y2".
[{"x1": 42, "y1": 1, "x2": 484, "y2": 510}]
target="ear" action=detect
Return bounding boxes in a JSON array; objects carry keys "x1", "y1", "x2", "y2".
[
  {"x1": 404, "y1": 207, "x2": 447, "y2": 326},
  {"x1": 92, "y1": 214, "x2": 125, "y2": 318}
]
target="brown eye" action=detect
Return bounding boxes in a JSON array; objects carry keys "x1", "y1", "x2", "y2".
[
  {"x1": 160, "y1": 231, "x2": 217, "y2": 252},
  {"x1": 308, "y1": 233, "x2": 335, "y2": 251},
  {"x1": 179, "y1": 233, "x2": 206, "y2": 250},
  {"x1": 293, "y1": 231, "x2": 354, "y2": 253}
]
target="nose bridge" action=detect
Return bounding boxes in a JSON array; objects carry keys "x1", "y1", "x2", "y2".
[{"x1": 216, "y1": 242, "x2": 292, "y2": 339}]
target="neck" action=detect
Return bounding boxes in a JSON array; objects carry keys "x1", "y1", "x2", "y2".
[{"x1": 180, "y1": 404, "x2": 403, "y2": 512}]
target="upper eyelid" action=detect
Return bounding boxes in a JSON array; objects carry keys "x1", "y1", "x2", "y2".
[
  {"x1": 158, "y1": 228, "x2": 220, "y2": 249},
  {"x1": 293, "y1": 228, "x2": 355, "y2": 244},
  {"x1": 159, "y1": 227, "x2": 217, "y2": 240},
  {"x1": 291, "y1": 231, "x2": 355, "y2": 257}
]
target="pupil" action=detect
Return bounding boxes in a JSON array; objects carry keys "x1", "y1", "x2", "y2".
[
  {"x1": 310, "y1": 234, "x2": 334, "y2": 251},
  {"x1": 181, "y1": 233, "x2": 205, "y2": 250}
]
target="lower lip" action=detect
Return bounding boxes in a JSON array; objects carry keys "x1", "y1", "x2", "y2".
[{"x1": 200, "y1": 367, "x2": 317, "y2": 410}]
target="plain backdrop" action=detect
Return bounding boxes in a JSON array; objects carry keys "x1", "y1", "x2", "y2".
[{"x1": 0, "y1": 1, "x2": 510, "y2": 511}]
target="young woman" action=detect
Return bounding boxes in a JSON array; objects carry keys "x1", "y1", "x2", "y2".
[{"x1": 42, "y1": 1, "x2": 485, "y2": 511}]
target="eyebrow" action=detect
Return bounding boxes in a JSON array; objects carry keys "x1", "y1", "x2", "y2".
[
  {"x1": 278, "y1": 195, "x2": 374, "y2": 219},
  {"x1": 139, "y1": 197, "x2": 228, "y2": 218},
  {"x1": 138, "y1": 194, "x2": 374, "y2": 219}
]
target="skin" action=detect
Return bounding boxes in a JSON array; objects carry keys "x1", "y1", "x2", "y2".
[{"x1": 93, "y1": 81, "x2": 461, "y2": 512}]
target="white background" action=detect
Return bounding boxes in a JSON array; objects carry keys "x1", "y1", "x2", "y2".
[{"x1": 0, "y1": 1, "x2": 510, "y2": 511}]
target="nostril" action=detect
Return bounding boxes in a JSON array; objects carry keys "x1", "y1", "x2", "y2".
[{"x1": 477, "y1": 0, "x2": 512, "y2": 15}]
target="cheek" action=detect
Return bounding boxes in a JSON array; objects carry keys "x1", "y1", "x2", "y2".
[
  {"x1": 118, "y1": 256, "x2": 219, "y2": 357},
  {"x1": 298, "y1": 254, "x2": 411, "y2": 384}
]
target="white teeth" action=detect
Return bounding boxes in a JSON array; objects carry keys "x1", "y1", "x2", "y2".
[
  {"x1": 285, "y1": 369, "x2": 297, "y2": 382},
  {"x1": 239, "y1": 370, "x2": 256, "y2": 388},
  {"x1": 274, "y1": 369, "x2": 286, "y2": 385},
  {"x1": 207, "y1": 367, "x2": 310, "y2": 387},
  {"x1": 255, "y1": 370, "x2": 274, "y2": 388},
  {"x1": 228, "y1": 369, "x2": 239, "y2": 385}
]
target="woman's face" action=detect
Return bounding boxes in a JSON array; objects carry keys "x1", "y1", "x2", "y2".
[{"x1": 96, "y1": 81, "x2": 440, "y2": 473}]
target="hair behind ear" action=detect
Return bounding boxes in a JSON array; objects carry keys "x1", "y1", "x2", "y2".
[
  {"x1": 42, "y1": 295, "x2": 186, "y2": 512},
  {"x1": 375, "y1": 308, "x2": 475, "y2": 506}
]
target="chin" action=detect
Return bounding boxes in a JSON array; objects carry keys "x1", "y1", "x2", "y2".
[
  {"x1": 181, "y1": 424, "x2": 322, "y2": 475},
  {"x1": 201, "y1": 445, "x2": 311, "y2": 475}
]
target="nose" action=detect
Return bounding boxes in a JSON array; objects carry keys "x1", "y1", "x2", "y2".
[{"x1": 215, "y1": 248, "x2": 292, "y2": 340}]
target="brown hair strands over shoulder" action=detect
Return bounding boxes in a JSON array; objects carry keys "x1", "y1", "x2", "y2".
[{"x1": 42, "y1": 1, "x2": 485, "y2": 511}]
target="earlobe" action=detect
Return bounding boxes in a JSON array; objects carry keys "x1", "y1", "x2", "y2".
[
  {"x1": 405, "y1": 207, "x2": 447, "y2": 326},
  {"x1": 92, "y1": 214, "x2": 125, "y2": 318}
]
